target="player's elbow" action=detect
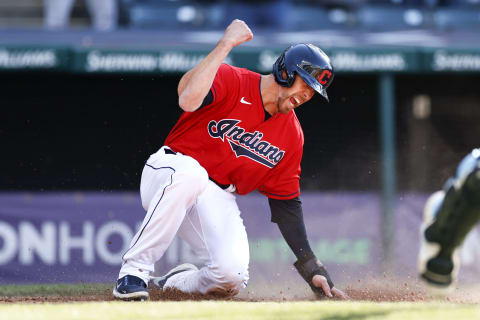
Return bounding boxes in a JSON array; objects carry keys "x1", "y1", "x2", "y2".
[{"x1": 178, "y1": 92, "x2": 200, "y2": 112}]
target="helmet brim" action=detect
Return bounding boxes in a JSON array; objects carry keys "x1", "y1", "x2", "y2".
[{"x1": 295, "y1": 66, "x2": 329, "y2": 102}]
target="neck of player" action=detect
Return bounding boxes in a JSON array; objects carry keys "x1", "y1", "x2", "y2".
[{"x1": 261, "y1": 74, "x2": 280, "y2": 116}]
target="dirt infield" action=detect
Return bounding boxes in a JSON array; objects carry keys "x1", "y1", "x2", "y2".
[
  {"x1": 0, "y1": 286, "x2": 439, "y2": 303},
  {"x1": 1, "y1": 280, "x2": 478, "y2": 304}
]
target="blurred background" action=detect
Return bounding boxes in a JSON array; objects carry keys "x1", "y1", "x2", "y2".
[{"x1": 1, "y1": 0, "x2": 480, "y2": 292}]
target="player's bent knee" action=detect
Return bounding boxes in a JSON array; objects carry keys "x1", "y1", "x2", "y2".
[{"x1": 208, "y1": 263, "x2": 249, "y2": 291}]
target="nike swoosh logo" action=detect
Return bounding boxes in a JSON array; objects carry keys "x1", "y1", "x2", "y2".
[{"x1": 240, "y1": 97, "x2": 252, "y2": 105}]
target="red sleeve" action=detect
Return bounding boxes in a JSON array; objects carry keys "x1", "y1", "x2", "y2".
[
  {"x1": 207, "y1": 64, "x2": 237, "y2": 107},
  {"x1": 258, "y1": 140, "x2": 303, "y2": 200}
]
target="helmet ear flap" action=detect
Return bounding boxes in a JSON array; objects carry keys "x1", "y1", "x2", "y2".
[
  {"x1": 273, "y1": 48, "x2": 293, "y2": 88},
  {"x1": 286, "y1": 70, "x2": 296, "y2": 87},
  {"x1": 279, "y1": 68, "x2": 296, "y2": 88}
]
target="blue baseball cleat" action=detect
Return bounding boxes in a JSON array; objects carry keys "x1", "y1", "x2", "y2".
[{"x1": 113, "y1": 275, "x2": 149, "y2": 301}]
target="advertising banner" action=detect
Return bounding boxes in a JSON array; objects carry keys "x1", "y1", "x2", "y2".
[
  {"x1": 0, "y1": 46, "x2": 71, "y2": 71},
  {"x1": 1, "y1": 192, "x2": 479, "y2": 285},
  {"x1": 73, "y1": 47, "x2": 420, "y2": 74},
  {"x1": 424, "y1": 48, "x2": 480, "y2": 72},
  {"x1": 1, "y1": 45, "x2": 480, "y2": 74}
]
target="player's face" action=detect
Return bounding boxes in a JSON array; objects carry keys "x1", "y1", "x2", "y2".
[{"x1": 277, "y1": 75, "x2": 315, "y2": 114}]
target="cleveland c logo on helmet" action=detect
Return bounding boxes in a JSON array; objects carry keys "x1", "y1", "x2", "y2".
[
  {"x1": 318, "y1": 70, "x2": 332, "y2": 86},
  {"x1": 273, "y1": 43, "x2": 334, "y2": 102}
]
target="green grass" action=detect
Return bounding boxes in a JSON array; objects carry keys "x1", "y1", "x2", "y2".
[
  {"x1": 0, "y1": 301, "x2": 479, "y2": 320},
  {"x1": 1, "y1": 283, "x2": 479, "y2": 320},
  {"x1": 0, "y1": 283, "x2": 112, "y2": 297}
]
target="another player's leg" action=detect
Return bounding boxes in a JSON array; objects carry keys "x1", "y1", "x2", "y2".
[
  {"x1": 418, "y1": 190, "x2": 461, "y2": 292},
  {"x1": 113, "y1": 147, "x2": 209, "y2": 300},
  {"x1": 418, "y1": 149, "x2": 480, "y2": 291},
  {"x1": 152, "y1": 181, "x2": 249, "y2": 296}
]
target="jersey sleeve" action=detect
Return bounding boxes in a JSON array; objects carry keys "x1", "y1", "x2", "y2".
[
  {"x1": 258, "y1": 141, "x2": 303, "y2": 200},
  {"x1": 203, "y1": 63, "x2": 237, "y2": 108}
]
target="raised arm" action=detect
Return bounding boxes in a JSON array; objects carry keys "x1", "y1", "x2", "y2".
[{"x1": 177, "y1": 19, "x2": 253, "y2": 112}]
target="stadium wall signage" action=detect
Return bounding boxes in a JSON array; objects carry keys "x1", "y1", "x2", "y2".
[
  {"x1": 2, "y1": 46, "x2": 480, "y2": 74},
  {"x1": 0, "y1": 192, "x2": 479, "y2": 284},
  {"x1": 330, "y1": 51, "x2": 408, "y2": 72},
  {"x1": 80, "y1": 50, "x2": 233, "y2": 73},
  {"x1": 429, "y1": 49, "x2": 480, "y2": 72},
  {"x1": 0, "y1": 47, "x2": 69, "y2": 70}
]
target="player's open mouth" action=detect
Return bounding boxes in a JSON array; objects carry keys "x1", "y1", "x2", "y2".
[{"x1": 289, "y1": 96, "x2": 300, "y2": 107}]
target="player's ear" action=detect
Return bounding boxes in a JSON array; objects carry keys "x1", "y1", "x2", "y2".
[{"x1": 281, "y1": 70, "x2": 288, "y2": 80}]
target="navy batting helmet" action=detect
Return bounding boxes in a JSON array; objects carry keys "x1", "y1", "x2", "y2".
[{"x1": 273, "y1": 43, "x2": 334, "y2": 102}]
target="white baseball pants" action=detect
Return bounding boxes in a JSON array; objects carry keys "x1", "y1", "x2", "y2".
[
  {"x1": 119, "y1": 146, "x2": 249, "y2": 295},
  {"x1": 44, "y1": 0, "x2": 118, "y2": 31}
]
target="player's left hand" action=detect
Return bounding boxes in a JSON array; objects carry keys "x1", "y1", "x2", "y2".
[
  {"x1": 221, "y1": 19, "x2": 253, "y2": 48},
  {"x1": 312, "y1": 275, "x2": 349, "y2": 300}
]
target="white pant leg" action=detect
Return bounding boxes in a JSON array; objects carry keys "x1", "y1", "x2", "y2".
[
  {"x1": 86, "y1": 0, "x2": 118, "y2": 31},
  {"x1": 164, "y1": 181, "x2": 250, "y2": 296},
  {"x1": 118, "y1": 147, "x2": 209, "y2": 284},
  {"x1": 44, "y1": 0, "x2": 75, "y2": 29}
]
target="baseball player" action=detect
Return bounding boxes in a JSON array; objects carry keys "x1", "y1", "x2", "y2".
[
  {"x1": 418, "y1": 148, "x2": 480, "y2": 292},
  {"x1": 113, "y1": 19, "x2": 347, "y2": 300}
]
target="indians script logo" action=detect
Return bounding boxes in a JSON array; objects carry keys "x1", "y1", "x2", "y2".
[{"x1": 207, "y1": 119, "x2": 285, "y2": 168}]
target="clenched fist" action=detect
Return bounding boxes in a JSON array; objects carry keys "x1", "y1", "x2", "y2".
[{"x1": 220, "y1": 19, "x2": 253, "y2": 49}]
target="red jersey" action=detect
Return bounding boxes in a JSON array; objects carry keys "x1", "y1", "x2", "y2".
[{"x1": 164, "y1": 64, "x2": 304, "y2": 200}]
